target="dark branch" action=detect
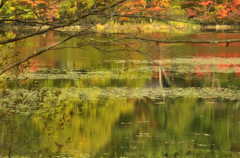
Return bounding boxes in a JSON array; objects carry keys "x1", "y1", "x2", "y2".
[
  {"x1": 0, "y1": 0, "x2": 6, "y2": 9},
  {"x1": 0, "y1": 0, "x2": 126, "y2": 45},
  {"x1": 91, "y1": 36, "x2": 240, "y2": 44}
]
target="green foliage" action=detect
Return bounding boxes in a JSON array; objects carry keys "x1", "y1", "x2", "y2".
[
  {"x1": 0, "y1": 31, "x2": 18, "y2": 89},
  {"x1": 57, "y1": 1, "x2": 78, "y2": 21},
  {"x1": 85, "y1": 0, "x2": 95, "y2": 8}
]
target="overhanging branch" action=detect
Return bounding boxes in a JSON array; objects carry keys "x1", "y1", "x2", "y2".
[
  {"x1": 91, "y1": 36, "x2": 240, "y2": 44},
  {"x1": 0, "y1": 0, "x2": 126, "y2": 45},
  {"x1": 0, "y1": 20, "x2": 106, "y2": 75}
]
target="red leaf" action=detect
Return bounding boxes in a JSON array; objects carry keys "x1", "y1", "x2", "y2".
[
  {"x1": 199, "y1": 1, "x2": 213, "y2": 6},
  {"x1": 137, "y1": 27, "x2": 141, "y2": 33}
]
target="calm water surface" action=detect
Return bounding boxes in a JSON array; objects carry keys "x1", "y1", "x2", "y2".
[{"x1": 2, "y1": 32, "x2": 240, "y2": 157}]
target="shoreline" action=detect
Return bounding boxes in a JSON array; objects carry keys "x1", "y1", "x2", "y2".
[
  {"x1": 4, "y1": 24, "x2": 240, "y2": 33},
  {"x1": 12, "y1": 24, "x2": 197, "y2": 33},
  {"x1": 201, "y1": 25, "x2": 240, "y2": 31}
]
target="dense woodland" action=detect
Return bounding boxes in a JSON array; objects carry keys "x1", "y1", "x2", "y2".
[{"x1": 0, "y1": 0, "x2": 240, "y2": 25}]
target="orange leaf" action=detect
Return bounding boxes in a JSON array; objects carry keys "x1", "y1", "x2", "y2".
[{"x1": 137, "y1": 27, "x2": 141, "y2": 33}]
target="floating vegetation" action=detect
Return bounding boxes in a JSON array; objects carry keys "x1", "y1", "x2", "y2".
[
  {"x1": 13, "y1": 68, "x2": 153, "y2": 80},
  {"x1": 106, "y1": 57, "x2": 240, "y2": 65},
  {"x1": 0, "y1": 87, "x2": 240, "y2": 111}
]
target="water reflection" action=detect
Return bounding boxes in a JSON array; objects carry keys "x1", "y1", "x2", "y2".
[
  {"x1": 4, "y1": 32, "x2": 240, "y2": 157},
  {"x1": 15, "y1": 32, "x2": 240, "y2": 89},
  {"x1": 2, "y1": 98, "x2": 240, "y2": 157}
]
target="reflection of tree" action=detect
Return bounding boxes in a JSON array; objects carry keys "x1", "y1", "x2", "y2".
[
  {"x1": 2, "y1": 93, "x2": 240, "y2": 157},
  {"x1": 0, "y1": 116, "x2": 42, "y2": 156},
  {"x1": 32, "y1": 98, "x2": 134, "y2": 155},
  {"x1": 109, "y1": 98, "x2": 240, "y2": 157}
]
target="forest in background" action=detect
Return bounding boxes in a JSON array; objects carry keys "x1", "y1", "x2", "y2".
[{"x1": 1, "y1": 0, "x2": 240, "y2": 26}]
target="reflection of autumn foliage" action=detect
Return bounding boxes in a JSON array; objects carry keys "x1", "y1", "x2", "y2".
[
  {"x1": 233, "y1": 64, "x2": 240, "y2": 77},
  {"x1": 194, "y1": 47, "x2": 240, "y2": 78},
  {"x1": 193, "y1": 56, "x2": 240, "y2": 78},
  {"x1": 21, "y1": 31, "x2": 61, "y2": 72},
  {"x1": 195, "y1": 64, "x2": 211, "y2": 78}
]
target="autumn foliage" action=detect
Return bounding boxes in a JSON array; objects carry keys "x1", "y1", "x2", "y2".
[
  {"x1": 216, "y1": 0, "x2": 240, "y2": 20},
  {"x1": 2, "y1": 0, "x2": 239, "y2": 24},
  {"x1": 118, "y1": 0, "x2": 170, "y2": 21},
  {"x1": 3, "y1": 0, "x2": 59, "y2": 21},
  {"x1": 185, "y1": 0, "x2": 240, "y2": 24}
]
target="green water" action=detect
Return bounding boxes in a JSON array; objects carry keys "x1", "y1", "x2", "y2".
[{"x1": 2, "y1": 31, "x2": 240, "y2": 157}]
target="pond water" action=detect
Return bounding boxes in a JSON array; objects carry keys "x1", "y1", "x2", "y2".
[{"x1": 2, "y1": 31, "x2": 240, "y2": 157}]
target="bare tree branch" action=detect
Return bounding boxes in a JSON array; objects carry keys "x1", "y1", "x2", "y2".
[
  {"x1": 0, "y1": 22, "x2": 102, "y2": 75},
  {"x1": 91, "y1": 35, "x2": 240, "y2": 44},
  {"x1": 0, "y1": 0, "x2": 126, "y2": 45}
]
